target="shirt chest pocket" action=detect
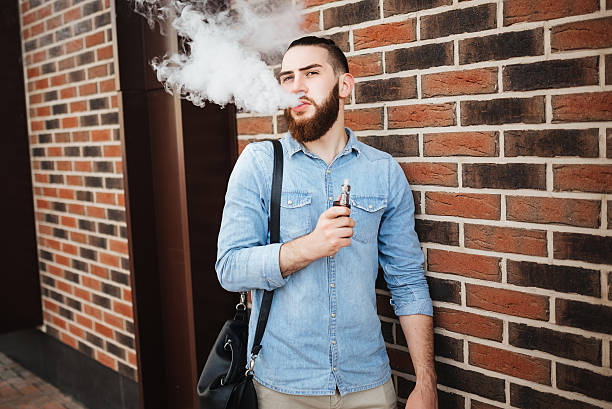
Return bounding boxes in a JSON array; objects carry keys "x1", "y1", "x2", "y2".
[
  {"x1": 279, "y1": 191, "x2": 313, "y2": 242},
  {"x1": 350, "y1": 195, "x2": 387, "y2": 244}
]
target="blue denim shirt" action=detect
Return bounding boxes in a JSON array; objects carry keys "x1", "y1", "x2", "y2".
[{"x1": 216, "y1": 128, "x2": 432, "y2": 396}]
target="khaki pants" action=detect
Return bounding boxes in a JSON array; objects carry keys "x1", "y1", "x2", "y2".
[{"x1": 253, "y1": 378, "x2": 397, "y2": 409}]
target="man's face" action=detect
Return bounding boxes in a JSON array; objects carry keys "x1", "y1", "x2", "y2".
[{"x1": 279, "y1": 46, "x2": 341, "y2": 143}]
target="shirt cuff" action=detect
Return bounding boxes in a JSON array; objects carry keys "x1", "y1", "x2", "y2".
[
  {"x1": 262, "y1": 242, "x2": 286, "y2": 289},
  {"x1": 391, "y1": 298, "x2": 433, "y2": 317}
]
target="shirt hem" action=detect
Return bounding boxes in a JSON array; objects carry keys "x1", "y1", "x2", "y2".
[{"x1": 253, "y1": 371, "x2": 391, "y2": 396}]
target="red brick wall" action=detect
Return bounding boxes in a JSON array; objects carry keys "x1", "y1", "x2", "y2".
[
  {"x1": 237, "y1": 1, "x2": 612, "y2": 407},
  {"x1": 19, "y1": 0, "x2": 136, "y2": 380}
]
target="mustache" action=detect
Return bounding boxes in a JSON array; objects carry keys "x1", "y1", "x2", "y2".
[{"x1": 298, "y1": 96, "x2": 316, "y2": 105}]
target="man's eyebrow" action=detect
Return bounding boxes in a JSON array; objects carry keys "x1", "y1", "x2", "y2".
[{"x1": 278, "y1": 64, "x2": 323, "y2": 78}]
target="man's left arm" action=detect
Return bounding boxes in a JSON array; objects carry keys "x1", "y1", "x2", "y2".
[{"x1": 378, "y1": 159, "x2": 438, "y2": 409}]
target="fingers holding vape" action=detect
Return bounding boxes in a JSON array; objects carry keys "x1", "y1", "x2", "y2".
[{"x1": 309, "y1": 205, "x2": 354, "y2": 258}]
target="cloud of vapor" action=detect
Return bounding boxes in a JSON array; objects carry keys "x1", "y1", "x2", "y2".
[{"x1": 130, "y1": 0, "x2": 305, "y2": 115}]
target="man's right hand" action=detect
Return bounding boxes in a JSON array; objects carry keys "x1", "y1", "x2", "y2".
[
  {"x1": 279, "y1": 201, "x2": 355, "y2": 277},
  {"x1": 305, "y1": 205, "x2": 354, "y2": 259}
]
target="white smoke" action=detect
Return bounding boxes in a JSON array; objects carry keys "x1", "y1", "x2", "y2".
[{"x1": 131, "y1": 0, "x2": 305, "y2": 115}]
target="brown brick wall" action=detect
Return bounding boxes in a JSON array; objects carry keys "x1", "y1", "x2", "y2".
[
  {"x1": 237, "y1": 1, "x2": 612, "y2": 407},
  {"x1": 19, "y1": 0, "x2": 136, "y2": 380}
]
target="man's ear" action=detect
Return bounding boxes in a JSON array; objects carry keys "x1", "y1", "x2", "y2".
[{"x1": 338, "y1": 73, "x2": 354, "y2": 99}]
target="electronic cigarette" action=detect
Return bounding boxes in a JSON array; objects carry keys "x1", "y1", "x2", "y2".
[{"x1": 333, "y1": 179, "x2": 351, "y2": 209}]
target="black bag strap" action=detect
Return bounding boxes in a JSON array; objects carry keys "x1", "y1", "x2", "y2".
[{"x1": 250, "y1": 139, "x2": 282, "y2": 361}]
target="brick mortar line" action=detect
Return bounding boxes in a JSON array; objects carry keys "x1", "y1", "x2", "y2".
[
  {"x1": 350, "y1": 122, "x2": 612, "y2": 133},
  {"x1": 29, "y1": 108, "x2": 121, "y2": 121},
  {"x1": 41, "y1": 313, "x2": 137, "y2": 370},
  {"x1": 394, "y1": 156, "x2": 612, "y2": 165},
  {"x1": 328, "y1": 7, "x2": 612, "y2": 41},
  {"x1": 603, "y1": 200, "x2": 609, "y2": 230},
  {"x1": 432, "y1": 299, "x2": 612, "y2": 339},
  {"x1": 33, "y1": 182, "x2": 126, "y2": 194},
  {"x1": 347, "y1": 87, "x2": 612, "y2": 108},
  {"x1": 602, "y1": 339, "x2": 611, "y2": 369},
  {"x1": 422, "y1": 242, "x2": 610, "y2": 270},
  {"x1": 426, "y1": 270, "x2": 611, "y2": 306}
]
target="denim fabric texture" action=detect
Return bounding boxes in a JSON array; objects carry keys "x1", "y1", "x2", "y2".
[{"x1": 216, "y1": 128, "x2": 433, "y2": 396}]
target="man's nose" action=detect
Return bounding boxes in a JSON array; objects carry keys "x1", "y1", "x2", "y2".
[{"x1": 291, "y1": 75, "x2": 307, "y2": 94}]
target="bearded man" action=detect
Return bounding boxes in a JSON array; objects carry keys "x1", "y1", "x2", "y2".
[{"x1": 215, "y1": 36, "x2": 438, "y2": 409}]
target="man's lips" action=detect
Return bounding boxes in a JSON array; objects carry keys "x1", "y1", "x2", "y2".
[{"x1": 292, "y1": 100, "x2": 312, "y2": 112}]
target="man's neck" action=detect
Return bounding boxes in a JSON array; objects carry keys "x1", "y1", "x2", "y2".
[{"x1": 303, "y1": 116, "x2": 348, "y2": 165}]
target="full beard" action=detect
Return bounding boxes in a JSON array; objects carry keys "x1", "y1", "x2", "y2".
[{"x1": 284, "y1": 83, "x2": 340, "y2": 144}]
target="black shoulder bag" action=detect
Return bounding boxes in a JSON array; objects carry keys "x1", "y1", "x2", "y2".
[{"x1": 197, "y1": 139, "x2": 283, "y2": 409}]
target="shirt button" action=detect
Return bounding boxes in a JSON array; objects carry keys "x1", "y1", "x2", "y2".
[
  {"x1": 326, "y1": 170, "x2": 331, "y2": 174},
  {"x1": 368, "y1": 204, "x2": 373, "y2": 209},
  {"x1": 329, "y1": 255, "x2": 333, "y2": 259},
  {"x1": 328, "y1": 196, "x2": 333, "y2": 201},
  {"x1": 287, "y1": 200, "x2": 293, "y2": 205},
  {"x1": 333, "y1": 367, "x2": 337, "y2": 371},
  {"x1": 331, "y1": 313, "x2": 336, "y2": 318},
  {"x1": 332, "y1": 340, "x2": 336, "y2": 344},
  {"x1": 330, "y1": 283, "x2": 335, "y2": 288}
]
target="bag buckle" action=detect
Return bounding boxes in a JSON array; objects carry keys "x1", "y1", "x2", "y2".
[
  {"x1": 236, "y1": 292, "x2": 247, "y2": 311},
  {"x1": 245, "y1": 354, "x2": 257, "y2": 377}
]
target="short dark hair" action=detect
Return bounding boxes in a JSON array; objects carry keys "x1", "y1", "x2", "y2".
[{"x1": 286, "y1": 36, "x2": 349, "y2": 75}]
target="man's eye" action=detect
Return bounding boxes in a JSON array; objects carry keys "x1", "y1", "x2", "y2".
[
  {"x1": 306, "y1": 71, "x2": 318, "y2": 76},
  {"x1": 280, "y1": 76, "x2": 293, "y2": 83}
]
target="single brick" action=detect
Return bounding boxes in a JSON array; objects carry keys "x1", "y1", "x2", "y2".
[
  {"x1": 557, "y1": 298, "x2": 612, "y2": 334},
  {"x1": 427, "y1": 276, "x2": 461, "y2": 304},
  {"x1": 557, "y1": 363, "x2": 612, "y2": 402},
  {"x1": 421, "y1": 4, "x2": 496, "y2": 39},
  {"x1": 436, "y1": 361, "x2": 505, "y2": 402},
  {"x1": 461, "y1": 97, "x2": 544, "y2": 125},
  {"x1": 463, "y1": 163, "x2": 546, "y2": 190},
  {"x1": 422, "y1": 68, "x2": 497, "y2": 98},
  {"x1": 503, "y1": 57, "x2": 598, "y2": 91},
  {"x1": 552, "y1": 91, "x2": 612, "y2": 122},
  {"x1": 506, "y1": 196, "x2": 600, "y2": 228},
  {"x1": 426, "y1": 192, "x2": 500, "y2": 220},
  {"x1": 236, "y1": 116, "x2": 272, "y2": 135},
  {"x1": 427, "y1": 249, "x2": 500, "y2": 281},
  {"x1": 389, "y1": 102, "x2": 456, "y2": 128},
  {"x1": 507, "y1": 260, "x2": 600, "y2": 297},
  {"x1": 469, "y1": 342, "x2": 551, "y2": 384},
  {"x1": 511, "y1": 384, "x2": 601, "y2": 409},
  {"x1": 355, "y1": 77, "x2": 416, "y2": 103},
  {"x1": 504, "y1": 0, "x2": 599, "y2": 25},
  {"x1": 553, "y1": 164, "x2": 612, "y2": 193},
  {"x1": 400, "y1": 162, "x2": 457, "y2": 186},
  {"x1": 554, "y1": 232, "x2": 612, "y2": 265},
  {"x1": 435, "y1": 307, "x2": 502, "y2": 341},
  {"x1": 354, "y1": 20, "x2": 415, "y2": 50},
  {"x1": 509, "y1": 323, "x2": 601, "y2": 365},
  {"x1": 551, "y1": 17, "x2": 612, "y2": 52},
  {"x1": 505, "y1": 129, "x2": 598, "y2": 157},
  {"x1": 466, "y1": 284, "x2": 549, "y2": 320},
  {"x1": 386, "y1": 42, "x2": 453, "y2": 72},
  {"x1": 465, "y1": 224, "x2": 547, "y2": 256},
  {"x1": 424, "y1": 131, "x2": 498, "y2": 156},
  {"x1": 471, "y1": 401, "x2": 504, "y2": 409},
  {"x1": 358, "y1": 134, "x2": 418, "y2": 157},
  {"x1": 347, "y1": 53, "x2": 382, "y2": 77},
  {"x1": 384, "y1": 0, "x2": 451, "y2": 17},
  {"x1": 387, "y1": 347, "x2": 414, "y2": 374},
  {"x1": 323, "y1": 0, "x2": 378, "y2": 29},
  {"x1": 344, "y1": 108, "x2": 383, "y2": 130},
  {"x1": 415, "y1": 219, "x2": 459, "y2": 245},
  {"x1": 328, "y1": 31, "x2": 349, "y2": 52},
  {"x1": 459, "y1": 28, "x2": 543, "y2": 64}
]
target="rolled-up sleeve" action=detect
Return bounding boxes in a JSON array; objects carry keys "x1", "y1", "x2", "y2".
[
  {"x1": 215, "y1": 143, "x2": 287, "y2": 292},
  {"x1": 378, "y1": 159, "x2": 433, "y2": 317}
]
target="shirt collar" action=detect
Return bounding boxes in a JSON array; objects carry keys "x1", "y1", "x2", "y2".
[{"x1": 285, "y1": 127, "x2": 361, "y2": 158}]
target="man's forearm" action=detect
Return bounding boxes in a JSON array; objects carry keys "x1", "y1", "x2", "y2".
[
  {"x1": 279, "y1": 234, "x2": 317, "y2": 277},
  {"x1": 399, "y1": 314, "x2": 437, "y2": 383}
]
